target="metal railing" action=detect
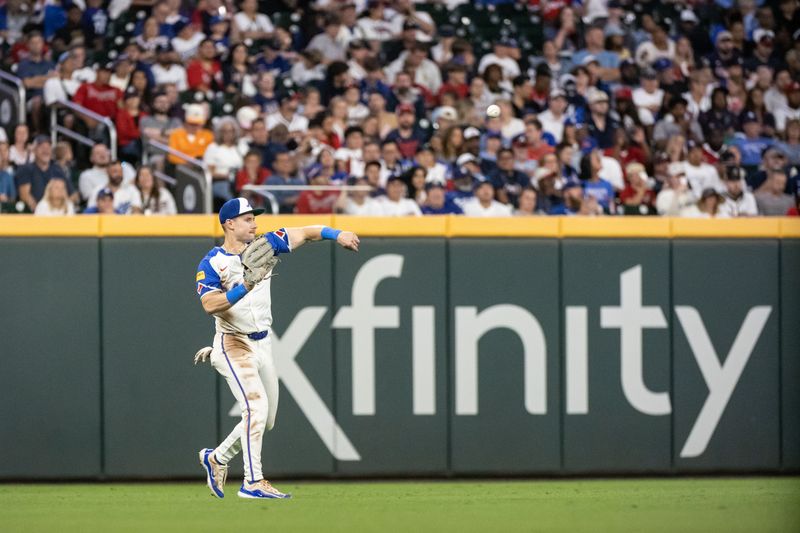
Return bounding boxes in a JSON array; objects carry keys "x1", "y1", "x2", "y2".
[
  {"x1": 143, "y1": 138, "x2": 213, "y2": 214},
  {"x1": 0, "y1": 70, "x2": 25, "y2": 126},
  {"x1": 242, "y1": 184, "x2": 373, "y2": 215},
  {"x1": 50, "y1": 99, "x2": 118, "y2": 160}
]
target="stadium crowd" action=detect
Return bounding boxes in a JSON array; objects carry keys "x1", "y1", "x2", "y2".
[{"x1": 0, "y1": 0, "x2": 798, "y2": 217}]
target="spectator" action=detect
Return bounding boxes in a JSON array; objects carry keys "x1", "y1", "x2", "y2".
[
  {"x1": 719, "y1": 167, "x2": 759, "y2": 217},
  {"x1": 778, "y1": 119, "x2": 800, "y2": 166},
  {"x1": 83, "y1": 187, "x2": 118, "y2": 214},
  {"x1": 0, "y1": 141, "x2": 15, "y2": 203},
  {"x1": 171, "y1": 20, "x2": 205, "y2": 62},
  {"x1": 699, "y1": 87, "x2": 738, "y2": 139},
  {"x1": 414, "y1": 144, "x2": 447, "y2": 185},
  {"x1": 81, "y1": 0, "x2": 108, "y2": 50},
  {"x1": 87, "y1": 160, "x2": 142, "y2": 214},
  {"x1": 580, "y1": 149, "x2": 616, "y2": 213},
  {"x1": 477, "y1": 39, "x2": 521, "y2": 80},
  {"x1": 265, "y1": 151, "x2": 304, "y2": 213},
  {"x1": 295, "y1": 166, "x2": 339, "y2": 214},
  {"x1": 684, "y1": 140, "x2": 724, "y2": 194},
  {"x1": 513, "y1": 187, "x2": 540, "y2": 216},
  {"x1": 620, "y1": 162, "x2": 657, "y2": 215},
  {"x1": 9, "y1": 124, "x2": 33, "y2": 167},
  {"x1": 385, "y1": 102, "x2": 427, "y2": 159},
  {"x1": 741, "y1": 86, "x2": 777, "y2": 139},
  {"x1": 235, "y1": 150, "x2": 270, "y2": 205},
  {"x1": 755, "y1": 171, "x2": 794, "y2": 216},
  {"x1": 372, "y1": 176, "x2": 422, "y2": 216},
  {"x1": 421, "y1": 182, "x2": 462, "y2": 215},
  {"x1": 691, "y1": 188, "x2": 728, "y2": 218},
  {"x1": 72, "y1": 62, "x2": 122, "y2": 134},
  {"x1": 53, "y1": 141, "x2": 76, "y2": 187},
  {"x1": 403, "y1": 166, "x2": 428, "y2": 205},
  {"x1": 167, "y1": 104, "x2": 213, "y2": 164},
  {"x1": 136, "y1": 17, "x2": 170, "y2": 58},
  {"x1": 656, "y1": 164, "x2": 698, "y2": 217},
  {"x1": 43, "y1": 51, "x2": 80, "y2": 106},
  {"x1": 336, "y1": 176, "x2": 378, "y2": 215},
  {"x1": 355, "y1": 0, "x2": 394, "y2": 43},
  {"x1": 135, "y1": 165, "x2": 177, "y2": 215},
  {"x1": 490, "y1": 148, "x2": 528, "y2": 206},
  {"x1": 732, "y1": 112, "x2": 775, "y2": 175},
  {"x1": 774, "y1": 82, "x2": 800, "y2": 134},
  {"x1": 538, "y1": 89, "x2": 568, "y2": 144},
  {"x1": 653, "y1": 97, "x2": 702, "y2": 145},
  {"x1": 633, "y1": 68, "x2": 664, "y2": 127},
  {"x1": 204, "y1": 116, "x2": 244, "y2": 205},
  {"x1": 575, "y1": 25, "x2": 621, "y2": 82},
  {"x1": 140, "y1": 91, "x2": 183, "y2": 152},
  {"x1": 17, "y1": 32, "x2": 55, "y2": 132},
  {"x1": 548, "y1": 182, "x2": 583, "y2": 215},
  {"x1": 110, "y1": 55, "x2": 134, "y2": 92},
  {"x1": 265, "y1": 92, "x2": 309, "y2": 136},
  {"x1": 15, "y1": 135, "x2": 74, "y2": 212},
  {"x1": 585, "y1": 88, "x2": 618, "y2": 150},
  {"x1": 307, "y1": 12, "x2": 347, "y2": 64},
  {"x1": 462, "y1": 180, "x2": 512, "y2": 217},
  {"x1": 79, "y1": 143, "x2": 113, "y2": 201},
  {"x1": 187, "y1": 39, "x2": 223, "y2": 92},
  {"x1": 34, "y1": 177, "x2": 74, "y2": 216},
  {"x1": 116, "y1": 89, "x2": 144, "y2": 164},
  {"x1": 151, "y1": 44, "x2": 188, "y2": 91},
  {"x1": 232, "y1": 0, "x2": 274, "y2": 42}
]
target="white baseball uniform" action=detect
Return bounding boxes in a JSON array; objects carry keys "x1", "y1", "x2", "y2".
[{"x1": 196, "y1": 229, "x2": 291, "y2": 483}]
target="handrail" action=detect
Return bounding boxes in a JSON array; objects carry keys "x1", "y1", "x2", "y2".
[
  {"x1": 50, "y1": 99, "x2": 117, "y2": 160},
  {"x1": 242, "y1": 184, "x2": 373, "y2": 215},
  {"x1": 0, "y1": 70, "x2": 25, "y2": 126},
  {"x1": 242, "y1": 185, "x2": 374, "y2": 192},
  {"x1": 143, "y1": 138, "x2": 213, "y2": 214}
]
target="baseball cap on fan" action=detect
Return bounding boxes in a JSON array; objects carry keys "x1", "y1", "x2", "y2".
[{"x1": 219, "y1": 197, "x2": 265, "y2": 225}]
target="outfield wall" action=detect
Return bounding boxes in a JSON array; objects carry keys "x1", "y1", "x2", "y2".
[{"x1": 0, "y1": 216, "x2": 798, "y2": 479}]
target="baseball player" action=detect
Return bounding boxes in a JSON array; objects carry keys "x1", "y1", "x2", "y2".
[{"x1": 194, "y1": 197, "x2": 359, "y2": 499}]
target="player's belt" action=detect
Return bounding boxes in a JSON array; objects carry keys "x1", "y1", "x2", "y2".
[{"x1": 246, "y1": 330, "x2": 269, "y2": 341}]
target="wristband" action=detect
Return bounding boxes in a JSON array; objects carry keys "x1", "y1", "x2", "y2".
[
  {"x1": 226, "y1": 284, "x2": 248, "y2": 306},
  {"x1": 320, "y1": 226, "x2": 342, "y2": 241}
]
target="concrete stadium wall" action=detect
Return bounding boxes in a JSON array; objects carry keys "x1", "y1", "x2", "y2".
[{"x1": 0, "y1": 216, "x2": 798, "y2": 479}]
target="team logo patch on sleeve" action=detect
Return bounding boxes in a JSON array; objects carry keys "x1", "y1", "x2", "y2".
[
  {"x1": 274, "y1": 230, "x2": 285, "y2": 239},
  {"x1": 196, "y1": 271, "x2": 206, "y2": 281}
]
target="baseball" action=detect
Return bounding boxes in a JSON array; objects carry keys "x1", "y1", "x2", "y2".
[{"x1": 486, "y1": 104, "x2": 501, "y2": 118}]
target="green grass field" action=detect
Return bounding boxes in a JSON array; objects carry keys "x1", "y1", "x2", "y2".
[{"x1": 1, "y1": 478, "x2": 798, "y2": 532}]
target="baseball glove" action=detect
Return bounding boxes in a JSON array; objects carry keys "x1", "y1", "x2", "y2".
[{"x1": 241, "y1": 236, "x2": 279, "y2": 288}]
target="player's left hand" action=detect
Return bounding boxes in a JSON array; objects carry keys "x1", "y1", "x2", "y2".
[
  {"x1": 337, "y1": 231, "x2": 360, "y2": 252},
  {"x1": 194, "y1": 346, "x2": 212, "y2": 365}
]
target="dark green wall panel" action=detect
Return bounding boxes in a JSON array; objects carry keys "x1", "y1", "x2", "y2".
[
  {"x1": 0, "y1": 238, "x2": 101, "y2": 478},
  {"x1": 102, "y1": 238, "x2": 218, "y2": 477},
  {"x1": 219, "y1": 241, "x2": 336, "y2": 478},
  {"x1": 672, "y1": 240, "x2": 780, "y2": 471},
  {"x1": 333, "y1": 239, "x2": 449, "y2": 475},
  {"x1": 781, "y1": 240, "x2": 800, "y2": 470},
  {"x1": 449, "y1": 239, "x2": 561, "y2": 474},
  {"x1": 561, "y1": 240, "x2": 672, "y2": 473}
]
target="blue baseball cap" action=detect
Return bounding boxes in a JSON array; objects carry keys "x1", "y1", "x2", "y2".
[{"x1": 219, "y1": 198, "x2": 265, "y2": 225}]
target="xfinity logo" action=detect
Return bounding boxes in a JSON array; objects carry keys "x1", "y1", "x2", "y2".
[{"x1": 231, "y1": 256, "x2": 771, "y2": 462}]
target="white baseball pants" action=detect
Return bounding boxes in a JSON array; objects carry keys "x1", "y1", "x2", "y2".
[{"x1": 210, "y1": 331, "x2": 279, "y2": 483}]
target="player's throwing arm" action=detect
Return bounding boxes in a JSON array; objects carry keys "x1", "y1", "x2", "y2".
[{"x1": 194, "y1": 197, "x2": 358, "y2": 500}]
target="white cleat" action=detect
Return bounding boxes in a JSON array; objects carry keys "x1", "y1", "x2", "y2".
[
  {"x1": 238, "y1": 479, "x2": 292, "y2": 499},
  {"x1": 198, "y1": 448, "x2": 228, "y2": 499}
]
